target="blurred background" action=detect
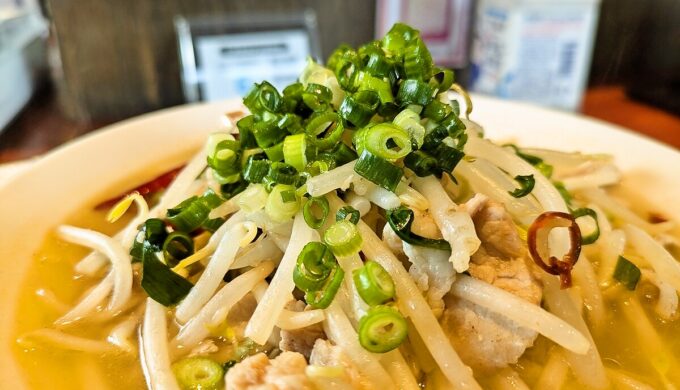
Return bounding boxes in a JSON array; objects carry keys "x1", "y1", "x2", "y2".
[{"x1": 0, "y1": 0, "x2": 678, "y2": 163}]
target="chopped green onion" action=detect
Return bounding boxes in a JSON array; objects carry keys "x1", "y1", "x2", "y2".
[
  {"x1": 358, "y1": 305, "x2": 408, "y2": 353},
  {"x1": 450, "y1": 83, "x2": 472, "y2": 119},
  {"x1": 243, "y1": 81, "x2": 282, "y2": 117},
  {"x1": 572, "y1": 208, "x2": 600, "y2": 245},
  {"x1": 327, "y1": 44, "x2": 354, "y2": 71},
  {"x1": 210, "y1": 169, "x2": 240, "y2": 185},
  {"x1": 252, "y1": 120, "x2": 285, "y2": 149},
  {"x1": 334, "y1": 53, "x2": 361, "y2": 92},
  {"x1": 242, "y1": 155, "x2": 270, "y2": 184},
  {"x1": 508, "y1": 175, "x2": 535, "y2": 198},
  {"x1": 205, "y1": 132, "x2": 233, "y2": 159},
  {"x1": 283, "y1": 134, "x2": 309, "y2": 172},
  {"x1": 535, "y1": 162, "x2": 554, "y2": 178},
  {"x1": 404, "y1": 150, "x2": 437, "y2": 177},
  {"x1": 277, "y1": 113, "x2": 304, "y2": 134},
  {"x1": 263, "y1": 142, "x2": 284, "y2": 162},
  {"x1": 339, "y1": 90, "x2": 380, "y2": 128},
  {"x1": 201, "y1": 217, "x2": 225, "y2": 233},
  {"x1": 353, "y1": 261, "x2": 395, "y2": 306},
  {"x1": 327, "y1": 143, "x2": 358, "y2": 166},
  {"x1": 130, "y1": 218, "x2": 168, "y2": 262},
  {"x1": 162, "y1": 231, "x2": 194, "y2": 268},
  {"x1": 613, "y1": 256, "x2": 641, "y2": 290},
  {"x1": 304, "y1": 264, "x2": 344, "y2": 309},
  {"x1": 305, "y1": 158, "x2": 333, "y2": 177},
  {"x1": 382, "y1": 23, "x2": 418, "y2": 53},
  {"x1": 504, "y1": 144, "x2": 542, "y2": 165},
  {"x1": 280, "y1": 189, "x2": 297, "y2": 203},
  {"x1": 167, "y1": 190, "x2": 224, "y2": 232},
  {"x1": 140, "y1": 242, "x2": 193, "y2": 306},
  {"x1": 505, "y1": 144, "x2": 553, "y2": 178},
  {"x1": 438, "y1": 112, "x2": 467, "y2": 138},
  {"x1": 393, "y1": 109, "x2": 425, "y2": 148},
  {"x1": 302, "y1": 83, "x2": 333, "y2": 111},
  {"x1": 294, "y1": 242, "x2": 344, "y2": 309},
  {"x1": 324, "y1": 220, "x2": 363, "y2": 257},
  {"x1": 282, "y1": 83, "x2": 304, "y2": 112},
  {"x1": 357, "y1": 72, "x2": 394, "y2": 104},
  {"x1": 303, "y1": 196, "x2": 330, "y2": 229},
  {"x1": 314, "y1": 120, "x2": 345, "y2": 151},
  {"x1": 265, "y1": 162, "x2": 299, "y2": 186},
  {"x1": 265, "y1": 184, "x2": 300, "y2": 222},
  {"x1": 236, "y1": 116, "x2": 257, "y2": 149},
  {"x1": 207, "y1": 139, "x2": 240, "y2": 175},
  {"x1": 430, "y1": 67, "x2": 455, "y2": 93},
  {"x1": 220, "y1": 180, "x2": 248, "y2": 200},
  {"x1": 397, "y1": 79, "x2": 434, "y2": 106},
  {"x1": 336, "y1": 205, "x2": 360, "y2": 224},
  {"x1": 422, "y1": 100, "x2": 452, "y2": 122},
  {"x1": 294, "y1": 242, "x2": 336, "y2": 292},
  {"x1": 172, "y1": 356, "x2": 224, "y2": 390},
  {"x1": 305, "y1": 111, "x2": 345, "y2": 151},
  {"x1": 386, "y1": 206, "x2": 451, "y2": 251},
  {"x1": 553, "y1": 181, "x2": 572, "y2": 205},
  {"x1": 360, "y1": 123, "x2": 412, "y2": 161},
  {"x1": 354, "y1": 150, "x2": 403, "y2": 192},
  {"x1": 364, "y1": 51, "x2": 395, "y2": 79},
  {"x1": 431, "y1": 143, "x2": 465, "y2": 174},
  {"x1": 306, "y1": 111, "x2": 338, "y2": 136}
]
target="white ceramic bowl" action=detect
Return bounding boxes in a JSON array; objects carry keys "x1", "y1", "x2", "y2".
[{"x1": 1, "y1": 96, "x2": 678, "y2": 387}]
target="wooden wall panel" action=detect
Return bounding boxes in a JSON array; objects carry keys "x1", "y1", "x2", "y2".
[{"x1": 47, "y1": 0, "x2": 376, "y2": 121}]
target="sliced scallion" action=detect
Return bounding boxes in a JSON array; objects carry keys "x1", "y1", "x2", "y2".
[
  {"x1": 613, "y1": 256, "x2": 641, "y2": 290},
  {"x1": 404, "y1": 150, "x2": 438, "y2": 177},
  {"x1": 354, "y1": 150, "x2": 403, "y2": 192},
  {"x1": 242, "y1": 155, "x2": 270, "y2": 184},
  {"x1": 166, "y1": 190, "x2": 224, "y2": 232},
  {"x1": 393, "y1": 109, "x2": 425, "y2": 148},
  {"x1": 140, "y1": 243, "x2": 193, "y2": 306},
  {"x1": 397, "y1": 79, "x2": 434, "y2": 106},
  {"x1": 294, "y1": 242, "x2": 336, "y2": 292},
  {"x1": 324, "y1": 220, "x2": 363, "y2": 257},
  {"x1": 572, "y1": 207, "x2": 600, "y2": 245},
  {"x1": 508, "y1": 174, "x2": 535, "y2": 198},
  {"x1": 283, "y1": 134, "x2": 309, "y2": 172},
  {"x1": 353, "y1": 261, "x2": 395, "y2": 306},
  {"x1": 386, "y1": 206, "x2": 451, "y2": 251},
  {"x1": 303, "y1": 196, "x2": 330, "y2": 229},
  {"x1": 265, "y1": 184, "x2": 300, "y2": 222},
  {"x1": 339, "y1": 90, "x2": 380, "y2": 128},
  {"x1": 336, "y1": 205, "x2": 360, "y2": 224},
  {"x1": 172, "y1": 356, "x2": 224, "y2": 390},
  {"x1": 361, "y1": 123, "x2": 412, "y2": 161},
  {"x1": 358, "y1": 305, "x2": 408, "y2": 353},
  {"x1": 162, "y1": 231, "x2": 194, "y2": 268},
  {"x1": 265, "y1": 162, "x2": 299, "y2": 186}
]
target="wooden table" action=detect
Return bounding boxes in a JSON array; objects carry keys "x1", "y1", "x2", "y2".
[
  {"x1": 582, "y1": 86, "x2": 680, "y2": 149},
  {"x1": 1, "y1": 85, "x2": 678, "y2": 165}
]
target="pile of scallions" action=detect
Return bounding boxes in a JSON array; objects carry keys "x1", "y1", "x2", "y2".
[{"x1": 129, "y1": 22, "x2": 479, "y2": 382}]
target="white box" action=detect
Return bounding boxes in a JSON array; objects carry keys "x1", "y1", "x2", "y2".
[{"x1": 469, "y1": 0, "x2": 600, "y2": 111}]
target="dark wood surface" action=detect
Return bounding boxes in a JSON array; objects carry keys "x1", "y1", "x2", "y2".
[
  {"x1": 1, "y1": 86, "x2": 678, "y2": 164},
  {"x1": 46, "y1": 0, "x2": 376, "y2": 122}
]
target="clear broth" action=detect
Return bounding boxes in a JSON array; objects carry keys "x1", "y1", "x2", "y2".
[{"x1": 12, "y1": 208, "x2": 680, "y2": 389}]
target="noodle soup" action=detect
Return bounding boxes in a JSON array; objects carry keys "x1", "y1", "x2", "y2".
[{"x1": 8, "y1": 22, "x2": 680, "y2": 390}]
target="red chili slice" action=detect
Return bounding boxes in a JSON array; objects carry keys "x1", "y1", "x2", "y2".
[{"x1": 527, "y1": 211, "x2": 582, "y2": 289}]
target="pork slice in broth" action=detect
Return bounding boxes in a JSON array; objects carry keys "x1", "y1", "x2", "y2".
[{"x1": 442, "y1": 199, "x2": 542, "y2": 372}]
